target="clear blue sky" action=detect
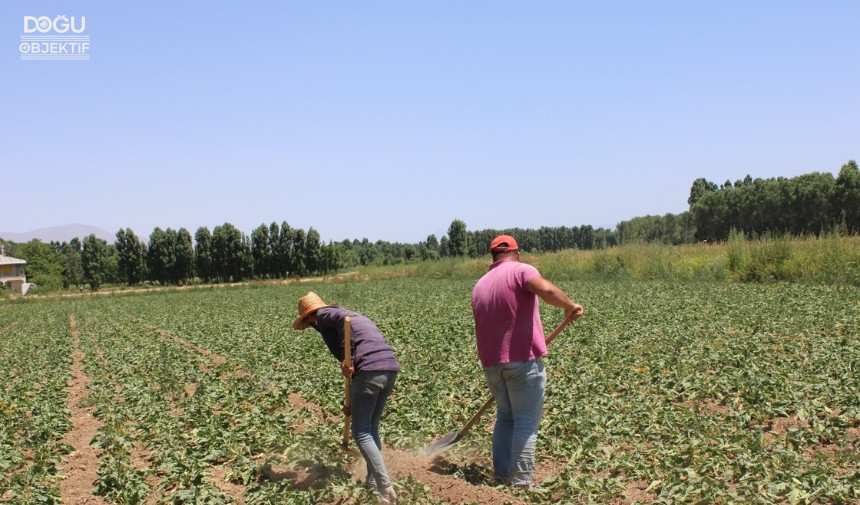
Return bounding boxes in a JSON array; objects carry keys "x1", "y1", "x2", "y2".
[{"x1": 3, "y1": 1, "x2": 858, "y2": 244}]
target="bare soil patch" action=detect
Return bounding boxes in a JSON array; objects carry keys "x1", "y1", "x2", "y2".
[
  {"x1": 349, "y1": 449, "x2": 529, "y2": 505},
  {"x1": 58, "y1": 315, "x2": 110, "y2": 505},
  {"x1": 675, "y1": 398, "x2": 730, "y2": 417}
]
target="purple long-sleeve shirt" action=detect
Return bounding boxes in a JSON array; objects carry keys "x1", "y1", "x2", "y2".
[{"x1": 312, "y1": 306, "x2": 401, "y2": 373}]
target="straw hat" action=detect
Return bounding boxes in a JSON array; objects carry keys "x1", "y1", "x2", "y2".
[{"x1": 293, "y1": 291, "x2": 332, "y2": 330}]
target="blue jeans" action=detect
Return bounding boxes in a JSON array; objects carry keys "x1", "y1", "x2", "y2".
[
  {"x1": 350, "y1": 370, "x2": 397, "y2": 491},
  {"x1": 483, "y1": 358, "x2": 546, "y2": 486}
]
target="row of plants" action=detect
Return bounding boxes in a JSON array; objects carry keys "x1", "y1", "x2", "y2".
[
  {"x1": 1, "y1": 277, "x2": 858, "y2": 503},
  {"x1": 536, "y1": 280, "x2": 859, "y2": 503},
  {"x1": 69, "y1": 295, "x2": 382, "y2": 505},
  {"x1": 0, "y1": 302, "x2": 72, "y2": 504},
  {"x1": 81, "y1": 278, "x2": 859, "y2": 503}
]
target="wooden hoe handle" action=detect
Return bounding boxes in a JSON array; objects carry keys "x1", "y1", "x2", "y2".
[
  {"x1": 342, "y1": 316, "x2": 352, "y2": 447},
  {"x1": 465, "y1": 318, "x2": 571, "y2": 434}
]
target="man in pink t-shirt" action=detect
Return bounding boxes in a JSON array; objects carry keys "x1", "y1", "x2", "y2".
[{"x1": 471, "y1": 234, "x2": 583, "y2": 488}]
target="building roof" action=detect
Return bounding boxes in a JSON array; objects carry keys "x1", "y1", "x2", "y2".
[{"x1": 0, "y1": 254, "x2": 26, "y2": 265}]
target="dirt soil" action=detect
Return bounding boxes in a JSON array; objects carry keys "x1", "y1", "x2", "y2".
[
  {"x1": 58, "y1": 316, "x2": 111, "y2": 505},
  {"x1": 54, "y1": 314, "x2": 676, "y2": 504},
  {"x1": 349, "y1": 449, "x2": 529, "y2": 505},
  {"x1": 56, "y1": 318, "x2": 538, "y2": 505}
]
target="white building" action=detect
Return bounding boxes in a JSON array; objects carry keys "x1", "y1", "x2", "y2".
[{"x1": 0, "y1": 247, "x2": 30, "y2": 294}]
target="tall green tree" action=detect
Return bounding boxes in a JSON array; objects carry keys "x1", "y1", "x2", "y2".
[
  {"x1": 319, "y1": 242, "x2": 341, "y2": 274},
  {"x1": 174, "y1": 228, "x2": 194, "y2": 284},
  {"x1": 835, "y1": 160, "x2": 860, "y2": 233},
  {"x1": 304, "y1": 228, "x2": 322, "y2": 274},
  {"x1": 291, "y1": 228, "x2": 307, "y2": 276},
  {"x1": 276, "y1": 222, "x2": 294, "y2": 278},
  {"x1": 419, "y1": 234, "x2": 440, "y2": 261},
  {"x1": 791, "y1": 172, "x2": 835, "y2": 235},
  {"x1": 194, "y1": 227, "x2": 213, "y2": 283},
  {"x1": 439, "y1": 236, "x2": 450, "y2": 257},
  {"x1": 337, "y1": 239, "x2": 360, "y2": 267},
  {"x1": 147, "y1": 228, "x2": 176, "y2": 285},
  {"x1": 426, "y1": 234, "x2": 439, "y2": 251},
  {"x1": 115, "y1": 228, "x2": 147, "y2": 285},
  {"x1": 688, "y1": 177, "x2": 718, "y2": 207},
  {"x1": 691, "y1": 190, "x2": 724, "y2": 242},
  {"x1": 211, "y1": 223, "x2": 251, "y2": 282},
  {"x1": 445, "y1": 219, "x2": 469, "y2": 257},
  {"x1": 577, "y1": 225, "x2": 596, "y2": 249},
  {"x1": 267, "y1": 222, "x2": 281, "y2": 278},
  {"x1": 57, "y1": 238, "x2": 84, "y2": 289},
  {"x1": 689, "y1": 166, "x2": 849, "y2": 242},
  {"x1": 81, "y1": 234, "x2": 108, "y2": 291},
  {"x1": 251, "y1": 224, "x2": 272, "y2": 279},
  {"x1": 103, "y1": 245, "x2": 120, "y2": 286},
  {"x1": 749, "y1": 177, "x2": 789, "y2": 236},
  {"x1": 15, "y1": 239, "x2": 65, "y2": 291}
]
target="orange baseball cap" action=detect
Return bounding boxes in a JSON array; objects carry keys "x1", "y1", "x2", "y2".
[{"x1": 490, "y1": 235, "x2": 518, "y2": 252}]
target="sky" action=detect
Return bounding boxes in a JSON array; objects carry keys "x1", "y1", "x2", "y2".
[{"x1": 2, "y1": 1, "x2": 858, "y2": 244}]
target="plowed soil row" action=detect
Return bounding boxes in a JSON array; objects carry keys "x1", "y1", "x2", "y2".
[{"x1": 59, "y1": 317, "x2": 533, "y2": 504}]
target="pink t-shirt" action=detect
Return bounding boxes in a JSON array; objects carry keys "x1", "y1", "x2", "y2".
[{"x1": 471, "y1": 260, "x2": 547, "y2": 368}]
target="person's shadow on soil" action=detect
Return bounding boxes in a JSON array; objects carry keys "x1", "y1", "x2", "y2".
[
  {"x1": 261, "y1": 459, "x2": 355, "y2": 491},
  {"x1": 428, "y1": 456, "x2": 495, "y2": 486}
]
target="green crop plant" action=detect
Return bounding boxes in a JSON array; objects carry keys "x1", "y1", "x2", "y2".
[{"x1": 1, "y1": 275, "x2": 858, "y2": 504}]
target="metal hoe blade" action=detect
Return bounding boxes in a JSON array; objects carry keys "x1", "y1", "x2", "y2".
[
  {"x1": 425, "y1": 430, "x2": 463, "y2": 457},
  {"x1": 426, "y1": 395, "x2": 495, "y2": 456}
]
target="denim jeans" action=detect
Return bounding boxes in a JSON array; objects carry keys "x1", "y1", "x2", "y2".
[
  {"x1": 483, "y1": 358, "x2": 546, "y2": 486},
  {"x1": 350, "y1": 370, "x2": 397, "y2": 492}
]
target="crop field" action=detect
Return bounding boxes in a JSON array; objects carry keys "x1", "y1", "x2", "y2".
[{"x1": 1, "y1": 278, "x2": 859, "y2": 504}]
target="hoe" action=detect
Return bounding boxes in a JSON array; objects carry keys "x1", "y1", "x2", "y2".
[{"x1": 426, "y1": 316, "x2": 574, "y2": 456}]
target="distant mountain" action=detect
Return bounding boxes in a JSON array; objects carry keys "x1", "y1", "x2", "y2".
[{"x1": 0, "y1": 224, "x2": 115, "y2": 244}]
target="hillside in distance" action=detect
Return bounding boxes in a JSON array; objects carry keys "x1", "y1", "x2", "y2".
[{"x1": 0, "y1": 223, "x2": 114, "y2": 244}]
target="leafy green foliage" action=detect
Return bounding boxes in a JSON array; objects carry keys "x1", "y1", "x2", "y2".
[
  {"x1": 690, "y1": 163, "x2": 859, "y2": 242},
  {"x1": 1, "y1": 277, "x2": 858, "y2": 503},
  {"x1": 82, "y1": 234, "x2": 109, "y2": 291},
  {"x1": 11, "y1": 240, "x2": 67, "y2": 290},
  {"x1": 0, "y1": 303, "x2": 72, "y2": 503}
]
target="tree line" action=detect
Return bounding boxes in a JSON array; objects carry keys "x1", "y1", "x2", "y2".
[
  {"x1": 610, "y1": 160, "x2": 859, "y2": 246},
  {"x1": 1, "y1": 219, "x2": 617, "y2": 291},
  {"x1": 688, "y1": 160, "x2": 859, "y2": 242},
  {"x1": 2, "y1": 160, "x2": 856, "y2": 292}
]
